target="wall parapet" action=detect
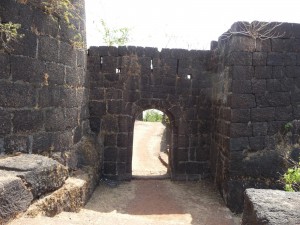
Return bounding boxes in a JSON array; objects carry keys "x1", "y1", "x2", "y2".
[
  {"x1": 87, "y1": 45, "x2": 214, "y2": 181},
  {"x1": 211, "y1": 21, "x2": 300, "y2": 212},
  {"x1": 1, "y1": 10, "x2": 300, "y2": 214}
]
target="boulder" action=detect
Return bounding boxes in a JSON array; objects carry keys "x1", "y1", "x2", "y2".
[
  {"x1": 0, "y1": 154, "x2": 68, "y2": 198},
  {"x1": 0, "y1": 154, "x2": 69, "y2": 223},
  {"x1": 242, "y1": 188, "x2": 300, "y2": 225},
  {"x1": 0, "y1": 176, "x2": 33, "y2": 223}
]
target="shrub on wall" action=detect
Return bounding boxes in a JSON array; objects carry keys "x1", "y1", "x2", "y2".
[
  {"x1": 18, "y1": 0, "x2": 85, "y2": 49},
  {"x1": 278, "y1": 121, "x2": 300, "y2": 192},
  {"x1": 283, "y1": 161, "x2": 300, "y2": 192},
  {"x1": 40, "y1": 0, "x2": 84, "y2": 48},
  {"x1": 0, "y1": 18, "x2": 23, "y2": 52}
]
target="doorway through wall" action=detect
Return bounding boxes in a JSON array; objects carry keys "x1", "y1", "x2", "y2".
[{"x1": 132, "y1": 109, "x2": 171, "y2": 178}]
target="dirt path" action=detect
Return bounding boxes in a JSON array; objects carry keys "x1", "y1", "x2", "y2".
[
  {"x1": 10, "y1": 180, "x2": 241, "y2": 225},
  {"x1": 9, "y1": 121, "x2": 241, "y2": 224},
  {"x1": 132, "y1": 121, "x2": 168, "y2": 176}
]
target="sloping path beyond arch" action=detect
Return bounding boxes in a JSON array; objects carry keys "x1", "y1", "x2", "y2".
[{"x1": 132, "y1": 120, "x2": 168, "y2": 177}]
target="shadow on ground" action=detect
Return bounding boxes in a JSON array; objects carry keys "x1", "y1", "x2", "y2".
[{"x1": 84, "y1": 179, "x2": 241, "y2": 225}]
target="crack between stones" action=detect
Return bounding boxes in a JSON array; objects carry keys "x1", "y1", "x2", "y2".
[{"x1": 0, "y1": 166, "x2": 31, "y2": 172}]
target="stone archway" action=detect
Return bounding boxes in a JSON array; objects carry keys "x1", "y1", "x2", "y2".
[
  {"x1": 88, "y1": 46, "x2": 212, "y2": 180},
  {"x1": 130, "y1": 104, "x2": 179, "y2": 179},
  {"x1": 131, "y1": 109, "x2": 171, "y2": 177}
]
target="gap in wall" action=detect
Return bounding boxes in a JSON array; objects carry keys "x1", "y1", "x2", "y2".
[{"x1": 132, "y1": 109, "x2": 170, "y2": 178}]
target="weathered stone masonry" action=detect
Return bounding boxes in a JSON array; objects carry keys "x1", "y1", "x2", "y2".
[
  {"x1": 1, "y1": 1, "x2": 300, "y2": 213},
  {"x1": 87, "y1": 22, "x2": 300, "y2": 212},
  {"x1": 88, "y1": 46, "x2": 213, "y2": 180},
  {"x1": 0, "y1": 0, "x2": 91, "y2": 167},
  {"x1": 211, "y1": 22, "x2": 300, "y2": 212}
]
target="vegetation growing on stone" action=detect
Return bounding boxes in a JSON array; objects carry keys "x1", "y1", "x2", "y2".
[
  {"x1": 71, "y1": 33, "x2": 85, "y2": 49},
  {"x1": 283, "y1": 161, "x2": 300, "y2": 192},
  {"x1": 221, "y1": 21, "x2": 285, "y2": 40},
  {"x1": 283, "y1": 122, "x2": 293, "y2": 134},
  {"x1": 11, "y1": 0, "x2": 85, "y2": 49},
  {"x1": 41, "y1": 0, "x2": 75, "y2": 25},
  {"x1": 26, "y1": 0, "x2": 85, "y2": 49},
  {"x1": 279, "y1": 121, "x2": 300, "y2": 192},
  {"x1": 0, "y1": 19, "x2": 24, "y2": 52}
]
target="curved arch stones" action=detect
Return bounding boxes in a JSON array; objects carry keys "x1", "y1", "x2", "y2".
[{"x1": 88, "y1": 46, "x2": 212, "y2": 181}]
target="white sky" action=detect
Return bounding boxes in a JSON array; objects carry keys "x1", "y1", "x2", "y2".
[{"x1": 85, "y1": 0, "x2": 299, "y2": 50}]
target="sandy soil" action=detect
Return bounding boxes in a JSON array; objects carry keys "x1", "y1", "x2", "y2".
[
  {"x1": 9, "y1": 121, "x2": 241, "y2": 225},
  {"x1": 132, "y1": 121, "x2": 168, "y2": 176},
  {"x1": 10, "y1": 180, "x2": 241, "y2": 225}
]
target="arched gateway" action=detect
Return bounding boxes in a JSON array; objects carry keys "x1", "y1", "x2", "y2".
[
  {"x1": 88, "y1": 46, "x2": 212, "y2": 180},
  {"x1": 1, "y1": 0, "x2": 299, "y2": 212}
]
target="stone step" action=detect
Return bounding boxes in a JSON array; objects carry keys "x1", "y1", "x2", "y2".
[
  {"x1": 25, "y1": 172, "x2": 90, "y2": 218},
  {"x1": 0, "y1": 154, "x2": 68, "y2": 224}
]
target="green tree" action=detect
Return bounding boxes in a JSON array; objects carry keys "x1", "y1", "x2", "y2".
[
  {"x1": 143, "y1": 110, "x2": 163, "y2": 122},
  {"x1": 100, "y1": 19, "x2": 130, "y2": 46}
]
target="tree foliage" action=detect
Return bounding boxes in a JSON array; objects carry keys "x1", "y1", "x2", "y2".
[
  {"x1": 100, "y1": 19, "x2": 130, "y2": 46},
  {"x1": 143, "y1": 110, "x2": 163, "y2": 122}
]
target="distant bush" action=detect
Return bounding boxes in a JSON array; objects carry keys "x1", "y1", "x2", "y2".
[{"x1": 143, "y1": 110, "x2": 163, "y2": 122}]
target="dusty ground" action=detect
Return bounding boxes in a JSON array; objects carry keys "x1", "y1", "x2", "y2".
[
  {"x1": 9, "y1": 121, "x2": 241, "y2": 225},
  {"x1": 10, "y1": 180, "x2": 241, "y2": 225},
  {"x1": 132, "y1": 121, "x2": 168, "y2": 176}
]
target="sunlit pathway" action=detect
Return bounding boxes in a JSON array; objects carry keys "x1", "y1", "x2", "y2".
[
  {"x1": 10, "y1": 180, "x2": 241, "y2": 225},
  {"x1": 132, "y1": 121, "x2": 168, "y2": 176},
  {"x1": 9, "y1": 122, "x2": 241, "y2": 225}
]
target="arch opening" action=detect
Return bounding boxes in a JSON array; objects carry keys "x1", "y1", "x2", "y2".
[{"x1": 132, "y1": 109, "x2": 172, "y2": 178}]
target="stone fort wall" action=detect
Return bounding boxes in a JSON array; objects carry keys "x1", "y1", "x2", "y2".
[
  {"x1": 88, "y1": 46, "x2": 213, "y2": 180},
  {"x1": 211, "y1": 22, "x2": 300, "y2": 211},
  {"x1": 1, "y1": 1, "x2": 300, "y2": 211},
  {"x1": 0, "y1": 0, "x2": 98, "y2": 170}
]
